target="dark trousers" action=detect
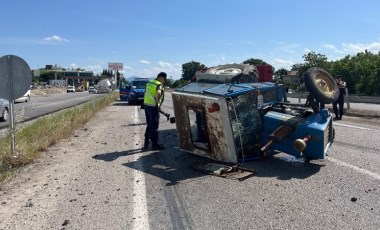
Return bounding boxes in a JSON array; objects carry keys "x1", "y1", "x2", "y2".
[
  {"x1": 333, "y1": 94, "x2": 344, "y2": 118},
  {"x1": 144, "y1": 105, "x2": 160, "y2": 144}
]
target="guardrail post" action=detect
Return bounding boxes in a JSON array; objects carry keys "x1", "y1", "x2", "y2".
[{"x1": 345, "y1": 88, "x2": 350, "y2": 109}]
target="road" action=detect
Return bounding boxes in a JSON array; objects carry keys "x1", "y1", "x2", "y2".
[
  {"x1": 0, "y1": 93, "x2": 379, "y2": 229},
  {"x1": 0, "y1": 92, "x2": 105, "y2": 129}
]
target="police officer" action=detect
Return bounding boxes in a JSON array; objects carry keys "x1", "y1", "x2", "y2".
[
  {"x1": 333, "y1": 75, "x2": 346, "y2": 120},
  {"x1": 143, "y1": 72, "x2": 167, "y2": 150}
]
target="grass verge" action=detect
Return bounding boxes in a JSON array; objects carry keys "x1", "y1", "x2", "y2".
[{"x1": 0, "y1": 92, "x2": 118, "y2": 182}]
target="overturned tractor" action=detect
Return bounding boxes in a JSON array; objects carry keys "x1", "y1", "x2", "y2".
[{"x1": 172, "y1": 64, "x2": 339, "y2": 163}]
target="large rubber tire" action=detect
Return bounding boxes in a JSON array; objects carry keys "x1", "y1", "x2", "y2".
[
  {"x1": 1, "y1": 108, "x2": 8, "y2": 122},
  {"x1": 128, "y1": 96, "x2": 135, "y2": 105},
  {"x1": 303, "y1": 67, "x2": 339, "y2": 104},
  {"x1": 205, "y1": 64, "x2": 259, "y2": 83}
]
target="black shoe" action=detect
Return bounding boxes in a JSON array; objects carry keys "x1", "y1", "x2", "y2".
[
  {"x1": 333, "y1": 116, "x2": 340, "y2": 120},
  {"x1": 152, "y1": 144, "x2": 165, "y2": 150}
]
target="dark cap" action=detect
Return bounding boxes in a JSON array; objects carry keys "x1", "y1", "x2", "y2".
[{"x1": 157, "y1": 72, "x2": 167, "y2": 79}]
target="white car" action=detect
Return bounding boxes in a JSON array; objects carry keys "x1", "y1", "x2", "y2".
[
  {"x1": 67, "y1": 86, "x2": 76, "y2": 93},
  {"x1": 88, "y1": 86, "x2": 95, "y2": 93},
  {"x1": 0, "y1": 98, "x2": 9, "y2": 122},
  {"x1": 14, "y1": 90, "x2": 31, "y2": 103}
]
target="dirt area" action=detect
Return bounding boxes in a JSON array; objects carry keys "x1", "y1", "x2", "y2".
[
  {"x1": 0, "y1": 103, "x2": 142, "y2": 229},
  {"x1": 31, "y1": 88, "x2": 66, "y2": 96},
  {"x1": 343, "y1": 108, "x2": 380, "y2": 119}
]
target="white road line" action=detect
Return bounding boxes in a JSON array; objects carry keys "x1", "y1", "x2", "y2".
[
  {"x1": 333, "y1": 122, "x2": 377, "y2": 131},
  {"x1": 328, "y1": 157, "x2": 380, "y2": 181},
  {"x1": 132, "y1": 106, "x2": 150, "y2": 230}
]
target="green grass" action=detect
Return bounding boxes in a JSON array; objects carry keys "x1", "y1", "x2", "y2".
[{"x1": 0, "y1": 92, "x2": 118, "y2": 182}]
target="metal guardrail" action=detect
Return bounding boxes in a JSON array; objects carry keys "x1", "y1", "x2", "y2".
[
  {"x1": 288, "y1": 93, "x2": 380, "y2": 104},
  {"x1": 346, "y1": 95, "x2": 380, "y2": 104}
]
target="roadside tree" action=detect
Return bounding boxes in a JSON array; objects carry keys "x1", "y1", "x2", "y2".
[
  {"x1": 274, "y1": 68, "x2": 288, "y2": 83},
  {"x1": 181, "y1": 61, "x2": 205, "y2": 81},
  {"x1": 242, "y1": 58, "x2": 268, "y2": 66}
]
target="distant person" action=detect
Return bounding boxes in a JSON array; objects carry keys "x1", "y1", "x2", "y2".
[
  {"x1": 282, "y1": 84, "x2": 290, "y2": 103},
  {"x1": 333, "y1": 75, "x2": 346, "y2": 120},
  {"x1": 320, "y1": 102, "x2": 325, "y2": 110},
  {"x1": 143, "y1": 72, "x2": 167, "y2": 150}
]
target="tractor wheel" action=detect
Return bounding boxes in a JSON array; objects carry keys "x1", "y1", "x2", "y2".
[
  {"x1": 204, "y1": 64, "x2": 259, "y2": 83},
  {"x1": 303, "y1": 67, "x2": 339, "y2": 104}
]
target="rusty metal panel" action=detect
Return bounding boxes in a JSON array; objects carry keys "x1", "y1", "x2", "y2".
[{"x1": 172, "y1": 92, "x2": 237, "y2": 163}]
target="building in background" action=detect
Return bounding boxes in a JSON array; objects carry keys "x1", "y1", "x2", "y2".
[
  {"x1": 282, "y1": 70, "x2": 301, "y2": 85},
  {"x1": 32, "y1": 65, "x2": 111, "y2": 90}
]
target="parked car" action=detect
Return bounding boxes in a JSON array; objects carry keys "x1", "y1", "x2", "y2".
[
  {"x1": 119, "y1": 77, "x2": 150, "y2": 104},
  {"x1": 67, "y1": 86, "x2": 75, "y2": 93},
  {"x1": 0, "y1": 98, "x2": 9, "y2": 122},
  {"x1": 14, "y1": 90, "x2": 31, "y2": 103},
  {"x1": 88, "y1": 86, "x2": 95, "y2": 93}
]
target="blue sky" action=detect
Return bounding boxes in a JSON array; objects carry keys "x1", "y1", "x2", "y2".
[{"x1": 1, "y1": 0, "x2": 380, "y2": 80}]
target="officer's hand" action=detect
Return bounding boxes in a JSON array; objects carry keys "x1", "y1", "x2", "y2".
[{"x1": 165, "y1": 113, "x2": 170, "y2": 121}]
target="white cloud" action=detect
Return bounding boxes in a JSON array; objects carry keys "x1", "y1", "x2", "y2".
[
  {"x1": 273, "y1": 58, "x2": 294, "y2": 66},
  {"x1": 124, "y1": 61, "x2": 182, "y2": 79},
  {"x1": 322, "y1": 43, "x2": 345, "y2": 54},
  {"x1": 83, "y1": 64, "x2": 102, "y2": 73},
  {"x1": 342, "y1": 41, "x2": 380, "y2": 53},
  {"x1": 367, "y1": 42, "x2": 380, "y2": 51},
  {"x1": 271, "y1": 58, "x2": 294, "y2": 69},
  {"x1": 156, "y1": 61, "x2": 182, "y2": 78},
  {"x1": 304, "y1": 48, "x2": 312, "y2": 53},
  {"x1": 140, "y1": 60, "x2": 150, "y2": 64},
  {"x1": 42, "y1": 35, "x2": 69, "y2": 42},
  {"x1": 124, "y1": 65, "x2": 133, "y2": 70},
  {"x1": 323, "y1": 44, "x2": 336, "y2": 50},
  {"x1": 158, "y1": 61, "x2": 172, "y2": 68}
]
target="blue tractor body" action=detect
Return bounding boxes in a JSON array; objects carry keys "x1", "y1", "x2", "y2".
[{"x1": 172, "y1": 65, "x2": 336, "y2": 163}]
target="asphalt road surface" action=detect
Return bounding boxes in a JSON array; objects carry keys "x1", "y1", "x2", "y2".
[
  {"x1": 0, "y1": 94, "x2": 379, "y2": 230},
  {"x1": 0, "y1": 92, "x2": 105, "y2": 129}
]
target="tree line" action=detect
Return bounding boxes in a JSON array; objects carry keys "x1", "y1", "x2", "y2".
[{"x1": 171, "y1": 50, "x2": 380, "y2": 96}]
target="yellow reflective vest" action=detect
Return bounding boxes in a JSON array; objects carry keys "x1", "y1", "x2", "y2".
[{"x1": 144, "y1": 79, "x2": 164, "y2": 107}]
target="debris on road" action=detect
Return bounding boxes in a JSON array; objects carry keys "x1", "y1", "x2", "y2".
[{"x1": 194, "y1": 162, "x2": 255, "y2": 181}]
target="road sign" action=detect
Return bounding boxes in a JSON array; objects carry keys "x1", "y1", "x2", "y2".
[
  {"x1": 0, "y1": 55, "x2": 32, "y2": 100},
  {"x1": 0, "y1": 55, "x2": 32, "y2": 157},
  {"x1": 108, "y1": 62, "x2": 123, "y2": 71}
]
